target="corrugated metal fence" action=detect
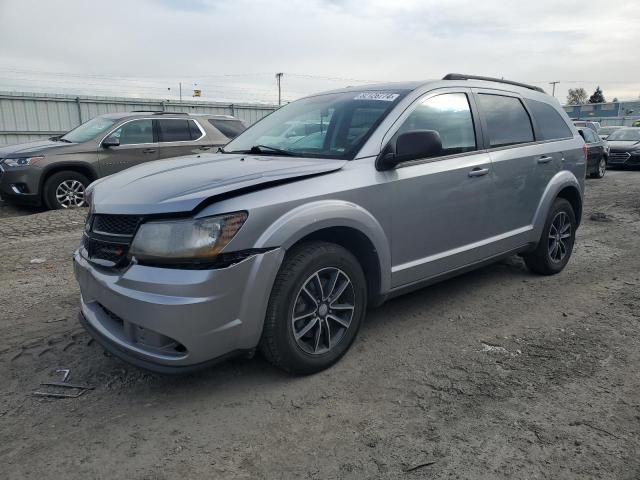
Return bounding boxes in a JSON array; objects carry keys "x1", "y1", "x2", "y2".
[{"x1": 0, "y1": 91, "x2": 278, "y2": 146}]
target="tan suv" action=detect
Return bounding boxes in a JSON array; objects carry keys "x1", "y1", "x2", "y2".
[{"x1": 0, "y1": 111, "x2": 245, "y2": 209}]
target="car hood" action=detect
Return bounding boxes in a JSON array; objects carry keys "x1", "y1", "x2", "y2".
[
  {"x1": 608, "y1": 140, "x2": 640, "y2": 151},
  {"x1": 0, "y1": 139, "x2": 73, "y2": 157},
  {"x1": 90, "y1": 153, "x2": 346, "y2": 215}
]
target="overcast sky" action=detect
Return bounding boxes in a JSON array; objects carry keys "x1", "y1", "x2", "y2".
[{"x1": 1, "y1": 0, "x2": 639, "y2": 105}]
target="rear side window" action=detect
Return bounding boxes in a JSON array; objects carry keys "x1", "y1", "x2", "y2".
[
  {"x1": 525, "y1": 99, "x2": 572, "y2": 140},
  {"x1": 395, "y1": 92, "x2": 477, "y2": 157},
  {"x1": 208, "y1": 119, "x2": 245, "y2": 139},
  {"x1": 157, "y1": 119, "x2": 192, "y2": 142},
  {"x1": 478, "y1": 94, "x2": 534, "y2": 148}
]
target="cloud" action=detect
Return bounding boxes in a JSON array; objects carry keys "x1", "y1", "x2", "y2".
[{"x1": 0, "y1": 0, "x2": 638, "y2": 103}]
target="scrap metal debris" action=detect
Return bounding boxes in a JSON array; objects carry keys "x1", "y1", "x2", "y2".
[{"x1": 32, "y1": 369, "x2": 94, "y2": 399}]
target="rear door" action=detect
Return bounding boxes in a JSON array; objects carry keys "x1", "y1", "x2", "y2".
[
  {"x1": 98, "y1": 118, "x2": 158, "y2": 176},
  {"x1": 475, "y1": 91, "x2": 568, "y2": 236},
  {"x1": 156, "y1": 118, "x2": 209, "y2": 159}
]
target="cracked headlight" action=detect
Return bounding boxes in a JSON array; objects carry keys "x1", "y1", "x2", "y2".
[{"x1": 129, "y1": 212, "x2": 248, "y2": 263}]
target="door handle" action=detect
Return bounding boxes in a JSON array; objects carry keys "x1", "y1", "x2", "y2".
[
  {"x1": 143, "y1": 148, "x2": 156, "y2": 154},
  {"x1": 468, "y1": 167, "x2": 489, "y2": 177},
  {"x1": 537, "y1": 155, "x2": 553, "y2": 164},
  {"x1": 199, "y1": 146, "x2": 212, "y2": 151}
]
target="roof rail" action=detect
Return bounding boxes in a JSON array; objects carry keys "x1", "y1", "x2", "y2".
[
  {"x1": 130, "y1": 110, "x2": 189, "y2": 115},
  {"x1": 442, "y1": 73, "x2": 545, "y2": 93}
]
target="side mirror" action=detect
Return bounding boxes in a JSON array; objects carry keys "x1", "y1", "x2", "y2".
[
  {"x1": 376, "y1": 130, "x2": 443, "y2": 170},
  {"x1": 102, "y1": 137, "x2": 120, "y2": 148}
]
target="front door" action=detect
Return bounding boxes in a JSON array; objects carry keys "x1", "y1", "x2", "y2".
[
  {"x1": 388, "y1": 90, "x2": 496, "y2": 287},
  {"x1": 98, "y1": 119, "x2": 158, "y2": 176}
]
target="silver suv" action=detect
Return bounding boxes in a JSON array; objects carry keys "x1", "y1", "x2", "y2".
[{"x1": 74, "y1": 74, "x2": 586, "y2": 374}]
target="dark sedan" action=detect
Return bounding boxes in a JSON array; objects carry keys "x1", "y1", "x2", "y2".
[
  {"x1": 607, "y1": 128, "x2": 640, "y2": 169},
  {"x1": 578, "y1": 127, "x2": 607, "y2": 178}
]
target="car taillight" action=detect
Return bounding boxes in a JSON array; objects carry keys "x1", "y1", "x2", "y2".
[{"x1": 582, "y1": 143, "x2": 588, "y2": 161}]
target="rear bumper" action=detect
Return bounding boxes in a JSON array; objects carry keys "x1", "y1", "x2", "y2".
[{"x1": 74, "y1": 247, "x2": 284, "y2": 373}]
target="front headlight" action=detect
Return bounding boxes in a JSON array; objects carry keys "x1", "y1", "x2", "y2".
[
  {"x1": 3, "y1": 156, "x2": 45, "y2": 167},
  {"x1": 129, "y1": 212, "x2": 248, "y2": 263}
]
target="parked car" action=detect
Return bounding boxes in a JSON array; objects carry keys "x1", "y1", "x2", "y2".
[
  {"x1": 597, "y1": 125, "x2": 624, "y2": 140},
  {"x1": 0, "y1": 112, "x2": 246, "y2": 209},
  {"x1": 74, "y1": 74, "x2": 585, "y2": 374},
  {"x1": 606, "y1": 127, "x2": 640, "y2": 168},
  {"x1": 573, "y1": 121, "x2": 600, "y2": 132},
  {"x1": 577, "y1": 127, "x2": 607, "y2": 178}
]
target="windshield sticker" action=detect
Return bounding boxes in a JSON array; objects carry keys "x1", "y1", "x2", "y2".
[{"x1": 354, "y1": 92, "x2": 399, "y2": 102}]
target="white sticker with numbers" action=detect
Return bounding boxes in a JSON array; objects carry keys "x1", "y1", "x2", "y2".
[{"x1": 354, "y1": 92, "x2": 399, "y2": 102}]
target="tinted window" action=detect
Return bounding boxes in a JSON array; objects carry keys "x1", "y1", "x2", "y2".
[
  {"x1": 107, "y1": 119, "x2": 153, "y2": 145},
  {"x1": 188, "y1": 120, "x2": 203, "y2": 140},
  {"x1": 396, "y1": 93, "x2": 476, "y2": 157},
  {"x1": 478, "y1": 94, "x2": 534, "y2": 147},
  {"x1": 158, "y1": 119, "x2": 192, "y2": 142},
  {"x1": 208, "y1": 119, "x2": 246, "y2": 139},
  {"x1": 525, "y1": 99, "x2": 572, "y2": 140}
]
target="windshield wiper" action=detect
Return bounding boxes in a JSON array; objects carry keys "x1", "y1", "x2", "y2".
[
  {"x1": 57, "y1": 137, "x2": 73, "y2": 143},
  {"x1": 248, "y1": 145, "x2": 296, "y2": 156}
]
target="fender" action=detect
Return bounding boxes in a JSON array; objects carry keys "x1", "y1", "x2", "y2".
[
  {"x1": 40, "y1": 160, "x2": 100, "y2": 191},
  {"x1": 531, "y1": 170, "x2": 583, "y2": 238},
  {"x1": 254, "y1": 200, "x2": 392, "y2": 295}
]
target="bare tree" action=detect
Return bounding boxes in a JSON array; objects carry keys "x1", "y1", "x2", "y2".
[{"x1": 566, "y1": 88, "x2": 588, "y2": 105}]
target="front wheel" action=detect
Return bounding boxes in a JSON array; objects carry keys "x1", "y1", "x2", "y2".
[
  {"x1": 43, "y1": 171, "x2": 89, "y2": 210},
  {"x1": 523, "y1": 198, "x2": 576, "y2": 275},
  {"x1": 590, "y1": 156, "x2": 606, "y2": 179},
  {"x1": 259, "y1": 241, "x2": 367, "y2": 374}
]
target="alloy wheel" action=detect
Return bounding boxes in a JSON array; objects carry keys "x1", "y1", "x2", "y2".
[
  {"x1": 548, "y1": 211, "x2": 571, "y2": 263},
  {"x1": 599, "y1": 158, "x2": 606, "y2": 177},
  {"x1": 55, "y1": 180, "x2": 86, "y2": 208},
  {"x1": 291, "y1": 267, "x2": 356, "y2": 355}
]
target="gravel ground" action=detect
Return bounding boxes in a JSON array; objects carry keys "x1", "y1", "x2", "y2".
[{"x1": 1, "y1": 172, "x2": 639, "y2": 479}]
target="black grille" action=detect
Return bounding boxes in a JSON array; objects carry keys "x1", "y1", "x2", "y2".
[
  {"x1": 84, "y1": 235, "x2": 130, "y2": 266},
  {"x1": 609, "y1": 152, "x2": 630, "y2": 164},
  {"x1": 92, "y1": 214, "x2": 141, "y2": 236}
]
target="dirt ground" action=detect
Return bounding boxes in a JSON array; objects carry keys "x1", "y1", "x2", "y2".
[{"x1": 1, "y1": 171, "x2": 639, "y2": 480}]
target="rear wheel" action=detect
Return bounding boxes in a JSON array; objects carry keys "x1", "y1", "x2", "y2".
[
  {"x1": 43, "y1": 171, "x2": 90, "y2": 210},
  {"x1": 590, "y1": 156, "x2": 606, "y2": 179},
  {"x1": 523, "y1": 198, "x2": 576, "y2": 275},
  {"x1": 259, "y1": 241, "x2": 367, "y2": 374}
]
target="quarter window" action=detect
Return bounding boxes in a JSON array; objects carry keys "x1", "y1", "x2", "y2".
[
  {"x1": 524, "y1": 99, "x2": 572, "y2": 141},
  {"x1": 188, "y1": 120, "x2": 203, "y2": 140},
  {"x1": 208, "y1": 119, "x2": 246, "y2": 139},
  {"x1": 157, "y1": 119, "x2": 193, "y2": 142},
  {"x1": 478, "y1": 94, "x2": 534, "y2": 148},
  {"x1": 107, "y1": 119, "x2": 153, "y2": 145},
  {"x1": 395, "y1": 93, "x2": 477, "y2": 158}
]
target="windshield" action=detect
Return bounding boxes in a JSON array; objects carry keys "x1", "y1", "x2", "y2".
[
  {"x1": 224, "y1": 90, "x2": 408, "y2": 159},
  {"x1": 598, "y1": 127, "x2": 620, "y2": 135},
  {"x1": 61, "y1": 116, "x2": 117, "y2": 143},
  {"x1": 607, "y1": 129, "x2": 640, "y2": 141}
]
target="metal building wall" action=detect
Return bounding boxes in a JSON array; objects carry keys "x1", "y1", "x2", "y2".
[{"x1": 0, "y1": 91, "x2": 277, "y2": 146}]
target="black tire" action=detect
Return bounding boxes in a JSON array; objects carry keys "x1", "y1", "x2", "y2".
[
  {"x1": 43, "y1": 171, "x2": 90, "y2": 210},
  {"x1": 590, "y1": 156, "x2": 606, "y2": 179},
  {"x1": 523, "y1": 198, "x2": 576, "y2": 275},
  {"x1": 259, "y1": 241, "x2": 367, "y2": 374}
]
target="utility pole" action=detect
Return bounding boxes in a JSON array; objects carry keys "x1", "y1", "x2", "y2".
[
  {"x1": 275, "y1": 72, "x2": 283, "y2": 106},
  {"x1": 179, "y1": 82, "x2": 183, "y2": 103},
  {"x1": 549, "y1": 81, "x2": 560, "y2": 97}
]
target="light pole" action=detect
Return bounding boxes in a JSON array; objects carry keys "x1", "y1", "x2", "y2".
[
  {"x1": 549, "y1": 81, "x2": 560, "y2": 97},
  {"x1": 275, "y1": 72, "x2": 283, "y2": 106}
]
